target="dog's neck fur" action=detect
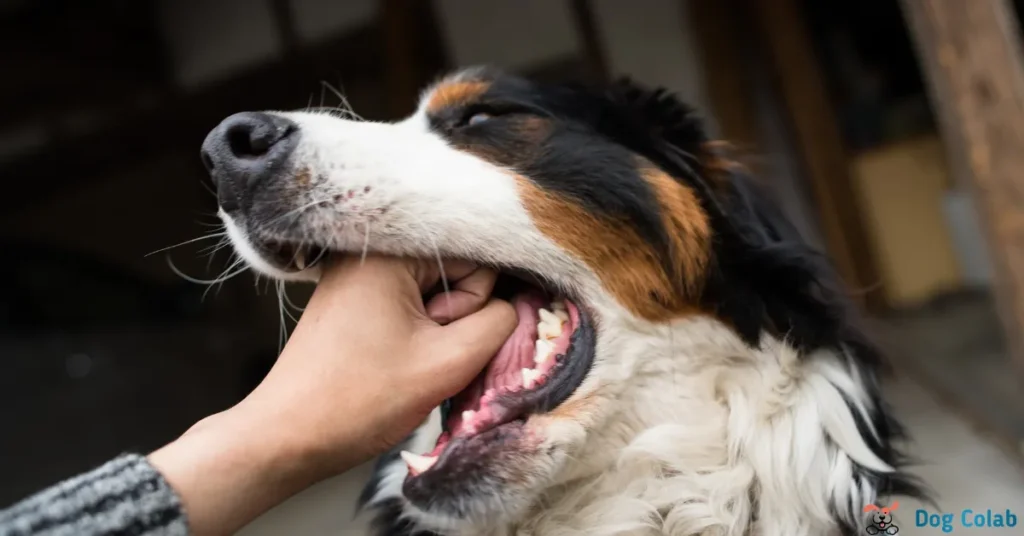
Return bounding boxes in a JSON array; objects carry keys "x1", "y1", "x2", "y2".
[{"x1": 457, "y1": 315, "x2": 888, "y2": 536}]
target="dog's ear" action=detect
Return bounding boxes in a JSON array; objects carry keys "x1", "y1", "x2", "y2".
[
  {"x1": 864, "y1": 504, "x2": 880, "y2": 513},
  {"x1": 889, "y1": 501, "x2": 900, "y2": 511},
  {"x1": 690, "y1": 149, "x2": 858, "y2": 352}
]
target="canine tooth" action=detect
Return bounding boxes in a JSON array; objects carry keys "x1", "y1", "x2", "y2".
[
  {"x1": 538, "y1": 308, "x2": 560, "y2": 325},
  {"x1": 534, "y1": 339, "x2": 554, "y2": 364},
  {"x1": 554, "y1": 309, "x2": 569, "y2": 322},
  {"x1": 294, "y1": 250, "x2": 307, "y2": 270},
  {"x1": 462, "y1": 410, "x2": 476, "y2": 422},
  {"x1": 400, "y1": 451, "x2": 437, "y2": 475}
]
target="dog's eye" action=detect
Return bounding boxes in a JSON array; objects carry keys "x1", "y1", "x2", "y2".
[{"x1": 465, "y1": 112, "x2": 491, "y2": 127}]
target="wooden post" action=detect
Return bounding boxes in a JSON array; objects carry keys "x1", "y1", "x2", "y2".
[
  {"x1": 569, "y1": 0, "x2": 610, "y2": 84},
  {"x1": 749, "y1": 0, "x2": 888, "y2": 311},
  {"x1": 689, "y1": 0, "x2": 760, "y2": 148},
  {"x1": 901, "y1": 0, "x2": 1024, "y2": 372},
  {"x1": 379, "y1": 0, "x2": 449, "y2": 118}
]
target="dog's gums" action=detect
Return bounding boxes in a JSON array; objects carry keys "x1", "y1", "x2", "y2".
[{"x1": 401, "y1": 292, "x2": 580, "y2": 477}]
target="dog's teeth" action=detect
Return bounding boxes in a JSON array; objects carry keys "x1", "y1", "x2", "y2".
[
  {"x1": 462, "y1": 410, "x2": 475, "y2": 422},
  {"x1": 551, "y1": 300, "x2": 566, "y2": 312},
  {"x1": 534, "y1": 339, "x2": 554, "y2": 364},
  {"x1": 554, "y1": 309, "x2": 569, "y2": 322},
  {"x1": 294, "y1": 251, "x2": 306, "y2": 270},
  {"x1": 538, "y1": 308, "x2": 560, "y2": 325},
  {"x1": 400, "y1": 451, "x2": 437, "y2": 476},
  {"x1": 522, "y1": 368, "x2": 541, "y2": 388},
  {"x1": 538, "y1": 321, "x2": 561, "y2": 340}
]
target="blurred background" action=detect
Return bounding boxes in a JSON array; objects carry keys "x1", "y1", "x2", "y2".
[{"x1": 1, "y1": 0, "x2": 1022, "y2": 533}]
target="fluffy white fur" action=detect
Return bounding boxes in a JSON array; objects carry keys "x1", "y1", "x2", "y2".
[
  {"x1": 367, "y1": 310, "x2": 891, "y2": 536},
  {"x1": 221, "y1": 87, "x2": 898, "y2": 535}
]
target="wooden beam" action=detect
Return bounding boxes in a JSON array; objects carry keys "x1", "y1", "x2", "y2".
[
  {"x1": 688, "y1": 0, "x2": 759, "y2": 147},
  {"x1": 569, "y1": 0, "x2": 610, "y2": 84},
  {"x1": 1, "y1": 26, "x2": 384, "y2": 210},
  {"x1": 378, "y1": 0, "x2": 450, "y2": 117},
  {"x1": 900, "y1": 0, "x2": 1024, "y2": 372},
  {"x1": 749, "y1": 0, "x2": 888, "y2": 311},
  {"x1": 270, "y1": 0, "x2": 300, "y2": 57}
]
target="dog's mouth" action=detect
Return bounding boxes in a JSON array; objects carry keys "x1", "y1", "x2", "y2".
[
  {"x1": 247, "y1": 237, "x2": 597, "y2": 484},
  {"x1": 399, "y1": 271, "x2": 596, "y2": 480}
]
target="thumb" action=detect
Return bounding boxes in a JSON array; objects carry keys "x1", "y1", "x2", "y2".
[{"x1": 428, "y1": 299, "x2": 518, "y2": 394}]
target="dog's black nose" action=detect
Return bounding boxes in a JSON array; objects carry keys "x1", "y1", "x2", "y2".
[{"x1": 201, "y1": 112, "x2": 298, "y2": 213}]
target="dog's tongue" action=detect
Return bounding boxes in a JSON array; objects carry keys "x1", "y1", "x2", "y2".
[{"x1": 482, "y1": 292, "x2": 547, "y2": 390}]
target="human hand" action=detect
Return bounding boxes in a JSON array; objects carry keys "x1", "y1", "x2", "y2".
[
  {"x1": 246, "y1": 255, "x2": 519, "y2": 465},
  {"x1": 149, "y1": 255, "x2": 517, "y2": 536}
]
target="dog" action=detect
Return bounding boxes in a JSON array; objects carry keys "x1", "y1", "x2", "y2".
[
  {"x1": 202, "y1": 67, "x2": 925, "y2": 535},
  {"x1": 863, "y1": 502, "x2": 900, "y2": 534}
]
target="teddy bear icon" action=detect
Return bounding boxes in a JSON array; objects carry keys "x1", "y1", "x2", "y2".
[{"x1": 863, "y1": 501, "x2": 900, "y2": 534}]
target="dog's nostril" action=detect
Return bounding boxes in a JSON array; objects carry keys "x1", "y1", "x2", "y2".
[
  {"x1": 200, "y1": 149, "x2": 215, "y2": 173},
  {"x1": 227, "y1": 122, "x2": 268, "y2": 159}
]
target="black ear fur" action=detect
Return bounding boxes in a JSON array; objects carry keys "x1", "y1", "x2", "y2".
[{"x1": 595, "y1": 79, "x2": 856, "y2": 351}]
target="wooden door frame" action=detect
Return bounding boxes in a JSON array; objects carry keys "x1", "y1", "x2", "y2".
[{"x1": 689, "y1": 0, "x2": 889, "y2": 312}]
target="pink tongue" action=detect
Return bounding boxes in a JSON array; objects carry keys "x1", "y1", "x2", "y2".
[{"x1": 483, "y1": 292, "x2": 546, "y2": 391}]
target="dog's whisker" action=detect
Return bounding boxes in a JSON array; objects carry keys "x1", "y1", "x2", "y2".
[
  {"x1": 276, "y1": 282, "x2": 288, "y2": 352},
  {"x1": 321, "y1": 81, "x2": 364, "y2": 121},
  {"x1": 146, "y1": 232, "x2": 226, "y2": 257},
  {"x1": 359, "y1": 221, "x2": 371, "y2": 266}
]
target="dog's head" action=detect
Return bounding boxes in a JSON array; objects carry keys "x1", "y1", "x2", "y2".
[{"x1": 205, "y1": 68, "x2": 919, "y2": 533}]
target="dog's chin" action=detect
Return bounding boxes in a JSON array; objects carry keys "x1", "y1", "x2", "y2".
[{"x1": 230, "y1": 230, "x2": 600, "y2": 524}]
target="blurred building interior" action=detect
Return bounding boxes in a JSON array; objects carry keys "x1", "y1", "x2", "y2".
[{"x1": 1, "y1": 0, "x2": 1022, "y2": 533}]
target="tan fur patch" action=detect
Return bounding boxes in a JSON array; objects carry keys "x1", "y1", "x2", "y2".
[
  {"x1": 295, "y1": 167, "x2": 311, "y2": 187},
  {"x1": 517, "y1": 173, "x2": 710, "y2": 322},
  {"x1": 640, "y1": 166, "x2": 712, "y2": 297},
  {"x1": 426, "y1": 81, "x2": 490, "y2": 114}
]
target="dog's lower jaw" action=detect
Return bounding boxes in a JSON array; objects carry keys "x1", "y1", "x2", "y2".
[{"x1": 376, "y1": 315, "x2": 900, "y2": 536}]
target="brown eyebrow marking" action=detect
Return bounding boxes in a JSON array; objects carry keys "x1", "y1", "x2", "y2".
[{"x1": 426, "y1": 80, "x2": 491, "y2": 114}]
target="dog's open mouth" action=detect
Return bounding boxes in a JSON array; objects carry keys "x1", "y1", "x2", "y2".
[
  {"x1": 399, "y1": 272, "x2": 596, "y2": 479},
  {"x1": 248, "y1": 238, "x2": 596, "y2": 482}
]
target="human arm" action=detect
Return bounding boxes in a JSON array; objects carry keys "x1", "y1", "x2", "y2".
[
  {"x1": 147, "y1": 256, "x2": 516, "y2": 535},
  {"x1": 0, "y1": 256, "x2": 515, "y2": 536}
]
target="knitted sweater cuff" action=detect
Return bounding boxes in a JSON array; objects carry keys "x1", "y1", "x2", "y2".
[{"x1": 0, "y1": 453, "x2": 188, "y2": 536}]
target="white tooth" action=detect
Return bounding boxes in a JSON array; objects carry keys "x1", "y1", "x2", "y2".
[
  {"x1": 534, "y1": 339, "x2": 554, "y2": 364},
  {"x1": 552, "y1": 300, "x2": 566, "y2": 312},
  {"x1": 538, "y1": 322, "x2": 561, "y2": 340},
  {"x1": 554, "y1": 309, "x2": 569, "y2": 322},
  {"x1": 462, "y1": 410, "x2": 476, "y2": 422},
  {"x1": 521, "y1": 367, "x2": 540, "y2": 388},
  {"x1": 538, "y1": 308, "x2": 560, "y2": 325},
  {"x1": 294, "y1": 251, "x2": 306, "y2": 270},
  {"x1": 400, "y1": 451, "x2": 437, "y2": 475}
]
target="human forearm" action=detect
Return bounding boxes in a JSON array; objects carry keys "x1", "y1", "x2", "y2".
[{"x1": 147, "y1": 406, "x2": 332, "y2": 536}]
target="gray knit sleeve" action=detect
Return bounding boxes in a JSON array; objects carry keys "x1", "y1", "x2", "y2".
[{"x1": 0, "y1": 454, "x2": 189, "y2": 536}]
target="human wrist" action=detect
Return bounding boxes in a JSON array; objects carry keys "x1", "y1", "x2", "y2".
[{"x1": 148, "y1": 407, "x2": 323, "y2": 535}]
